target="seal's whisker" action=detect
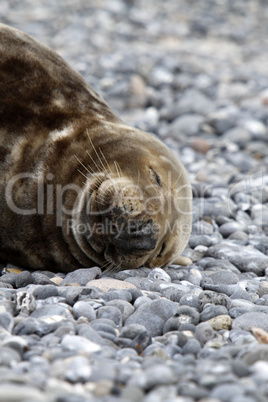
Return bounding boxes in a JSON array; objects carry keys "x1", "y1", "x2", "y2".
[
  {"x1": 86, "y1": 150, "x2": 103, "y2": 174},
  {"x1": 114, "y1": 161, "x2": 121, "y2": 179},
  {"x1": 86, "y1": 131, "x2": 120, "y2": 192},
  {"x1": 74, "y1": 155, "x2": 92, "y2": 176},
  {"x1": 86, "y1": 132, "x2": 109, "y2": 174},
  {"x1": 86, "y1": 150, "x2": 118, "y2": 191},
  {"x1": 101, "y1": 260, "x2": 111, "y2": 270},
  {"x1": 116, "y1": 161, "x2": 123, "y2": 178},
  {"x1": 102, "y1": 259, "x2": 118, "y2": 276},
  {"x1": 110, "y1": 263, "x2": 122, "y2": 275},
  {"x1": 77, "y1": 169, "x2": 91, "y2": 182},
  {"x1": 99, "y1": 148, "x2": 113, "y2": 176},
  {"x1": 75, "y1": 155, "x2": 104, "y2": 187}
]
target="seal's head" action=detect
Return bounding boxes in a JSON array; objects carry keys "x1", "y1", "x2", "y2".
[{"x1": 70, "y1": 124, "x2": 192, "y2": 272}]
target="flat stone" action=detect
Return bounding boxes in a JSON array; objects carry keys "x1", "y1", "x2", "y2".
[
  {"x1": 87, "y1": 278, "x2": 137, "y2": 292},
  {"x1": 232, "y1": 312, "x2": 268, "y2": 332},
  {"x1": 60, "y1": 267, "x2": 101, "y2": 286},
  {"x1": 61, "y1": 334, "x2": 101, "y2": 354}
]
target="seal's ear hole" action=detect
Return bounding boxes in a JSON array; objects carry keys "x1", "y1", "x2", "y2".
[
  {"x1": 150, "y1": 167, "x2": 162, "y2": 187},
  {"x1": 157, "y1": 242, "x2": 166, "y2": 258}
]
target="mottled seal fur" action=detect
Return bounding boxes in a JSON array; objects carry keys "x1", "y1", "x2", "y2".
[{"x1": 0, "y1": 24, "x2": 192, "y2": 272}]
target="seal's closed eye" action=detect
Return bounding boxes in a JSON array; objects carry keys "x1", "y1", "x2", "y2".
[{"x1": 150, "y1": 167, "x2": 162, "y2": 187}]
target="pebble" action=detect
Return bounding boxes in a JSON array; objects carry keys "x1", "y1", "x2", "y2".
[
  {"x1": 195, "y1": 322, "x2": 215, "y2": 346},
  {"x1": 232, "y1": 312, "x2": 268, "y2": 332},
  {"x1": 61, "y1": 334, "x2": 101, "y2": 354},
  {"x1": 126, "y1": 299, "x2": 178, "y2": 336},
  {"x1": 60, "y1": 267, "x2": 101, "y2": 286},
  {"x1": 207, "y1": 242, "x2": 268, "y2": 276},
  {"x1": 182, "y1": 338, "x2": 201, "y2": 356},
  {"x1": 206, "y1": 315, "x2": 232, "y2": 331},
  {"x1": 15, "y1": 271, "x2": 33, "y2": 288},
  {"x1": 200, "y1": 305, "x2": 228, "y2": 321},
  {"x1": 32, "y1": 272, "x2": 55, "y2": 285},
  {"x1": 86, "y1": 278, "x2": 137, "y2": 291},
  {"x1": 33, "y1": 285, "x2": 59, "y2": 300},
  {"x1": 96, "y1": 306, "x2": 122, "y2": 326},
  {"x1": 106, "y1": 299, "x2": 134, "y2": 323},
  {"x1": 72, "y1": 301, "x2": 96, "y2": 321}
]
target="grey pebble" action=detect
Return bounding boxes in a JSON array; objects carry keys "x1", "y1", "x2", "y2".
[
  {"x1": 181, "y1": 338, "x2": 201, "y2": 356},
  {"x1": 126, "y1": 299, "x2": 178, "y2": 337},
  {"x1": 169, "y1": 113, "x2": 203, "y2": 136},
  {"x1": 198, "y1": 290, "x2": 232, "y2": 310},
  {"x1": 61, "y1": 334, "x2": 101, "y2": 354},
  {"x1": 33, "y1": 285, "x2": 59, "y2": 300},
  {"x1": 15, "y1": 271, "x2": 33, "y2": 288},
  {"x1": 125, "y1": 277, "x2": 153, "y2": 290},
  {"x1": 0, "y1": 346, "x2": 21, "y2": 366},
  {"x1": 60, "y1": 267, "x2": 101, "y2": 286},
  {"x1": 32, "y1": 272, "x2": 55, "y2": 285},
  {"x1": 0, "y1": 384, "x2": 46, "y2": 402},
  {"x1": 101, "y1": 289, "x2": 132, "y2": 302},
  {"x1": 219, "y1": 221, "x2": 247, "y2": 237},
  {"x1": 96, "y1": 305, "x2": 122, "y2": 326},
  {"x1": 58, "y1": 286, "x2": 100, "y2": 306},
  {"x1": 129, "y1": 363, "x2": 177, "y2": 390},
  {"x1": 228, "y1": 230, "x2": 249, "y2": 244},
  {"x1": 90, "y1": 320, "x2": 118, "y2": 342},
  {"x1": 179, "y1": 291, "x2": 201, "y2": 311},
  {"x1": 0, "y1": 312, "x2": 14, "y2": 332},
  {"x1": 64, "y1": 356, "x2": 92, "y2": 383},
  {"x1": 232, "y1": 312, "x2": 268, "y2": 331},
  {"x1": 106, "y1": 299, "x2": 134, "y2": 323},
  {"x1": 208, "y1": 270, "x2": 239, "y2": 285},
  {"x1": 148, "y1": 268, "x2": 171, "y2": 282},
  {"x1": 176, "y1": 306, "x2": 200, "y2": 325},
  {"x1": 210, "y1": 383, "x2": 244, "y2": 402},
  {"x1": 195, "y1": 322, "x2": 215, "y2": 346},
  {"x1": 207, "y1": 242, "x2": 268, "y2": 275},
  {"x1": 0, "y1": 273, "x2": 18, "y2": 287},
  {"x1": 13, "y1": 317, "x2": 37, "y2": 335},
  {"x1": 120, "y1": 323, "x2": 148, "y2": 339},
  {"x1": 31, "y1": 304, "x2": 73, "y2": 320},
  {"x1": 200, "y1": 305, "x2": 228, "y2": 321},
  {"x1": 72, "y1": 301, "x2": 96, "y2": 321},
  {"x1": 0, "y1": 282, "x2": 13, "y2": 289},
  {"x1": 76, "y1": 323, "x2": 106, "y2": 345}
]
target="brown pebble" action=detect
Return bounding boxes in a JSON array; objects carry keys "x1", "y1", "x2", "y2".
[
  {"x1": 190, "y1": 138, "x2": 211, "y2": 154},
  {"x1": 207, "y1": 315, "x2": 232, "y2": 331},
  {"x1": 50, "y1": 276, "x2": 63, "y2": 285},
  {"x1": 2, "y1": 267, "x2": 23, "y2": 274},
  {"x1": 130, "y1": 74, "x2": 146, "y2": 96},
  {"x1": 86, "y1": 278, "x2": 137, "y2": 292},
  {"x1": 173, "y1": 256, "x2": 193, "y2": 266},
  {"x1": 251, "y1": 326, "x2": 268, "y2": 344}
]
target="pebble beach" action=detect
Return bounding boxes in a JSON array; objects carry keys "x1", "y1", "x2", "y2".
[{"x1": 0, "y1": 0, "x2": 268, "y2": 401}]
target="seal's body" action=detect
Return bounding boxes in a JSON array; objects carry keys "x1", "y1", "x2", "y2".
[{"x1": 0, "y1": 24, "x2": 192, "y2": 272}]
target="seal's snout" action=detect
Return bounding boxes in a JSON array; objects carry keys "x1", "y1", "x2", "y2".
[{"x1": 111, "y1": 219, "x2": 159, "y2": 253}]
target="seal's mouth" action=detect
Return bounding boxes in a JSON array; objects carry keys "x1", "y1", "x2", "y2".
[{"x1": 100, "y1": 205, "x2": 160, "y2": 270}]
